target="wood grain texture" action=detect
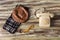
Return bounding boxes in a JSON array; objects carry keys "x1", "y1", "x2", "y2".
[{"x1": 0, "y1": 0, "x2": 60, "y2": 40}]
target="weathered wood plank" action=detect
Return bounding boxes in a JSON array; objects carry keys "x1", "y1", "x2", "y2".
[{"x1": 0, "y1": 0, "x2": 60, "y2": 40}]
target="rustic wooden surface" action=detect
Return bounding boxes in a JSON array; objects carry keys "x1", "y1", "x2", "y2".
[{"x1": 1, "y1": 0, "x2": 60, "y2": 40}]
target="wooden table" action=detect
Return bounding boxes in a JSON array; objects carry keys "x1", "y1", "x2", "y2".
[{"x1": 0, "y1": 0, "x2": 60, "y2": 40}]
